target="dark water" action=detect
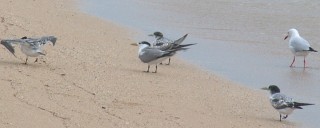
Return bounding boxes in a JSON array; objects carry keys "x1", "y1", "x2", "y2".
[{"x1": 80, "y1": 0, "x2": 320, "y2": 127}]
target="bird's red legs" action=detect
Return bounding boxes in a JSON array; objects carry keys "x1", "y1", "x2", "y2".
[
  {"x1": 304, "y1": 56, "x2": 306, "y2": 68},
  {"x1": 290, "y1": 56, "x2": 295, "y2": 67}
]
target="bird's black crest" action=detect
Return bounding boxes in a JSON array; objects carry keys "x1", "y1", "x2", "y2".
[
  {"x1": 21, "y1": 36, "x2": 28, "y2": 39},
  {"x1": 268, "y1": 85, "x2": 280, "y2": 94},
  {"x1": 153, "y1": 31, "x2": 163, "y2": 37},
  {"x1": 139, "y1": 41, "x2": 151, "y2": 46}
]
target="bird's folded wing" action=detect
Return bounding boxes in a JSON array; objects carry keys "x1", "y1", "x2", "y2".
[
  {"x1": 290, "y1": 37, "x2": 311, "y2": 51},
  {"x1": 273, "y1": 101, "x2": 293, "y2": 109},
  {"x1": 153, "y1": 43, "x2": 173, "y2": 51},
  {"x1": 139, "y1": 48, "x2": 165, "y2": 62},
  {"x1": 271, "y1": 94, "x2": 295, "y2": 109}
]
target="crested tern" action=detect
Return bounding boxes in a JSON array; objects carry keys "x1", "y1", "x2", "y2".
[
  {"x1": 149, "y1": 31, "x2": 195, "y2": 65},
  {"x1": 131, "y1": 41, "x2": 188, "y2": 73},
  {"x1": 262, "y1": 85, "x2": 314, "y2": 121},
  {"x1": 1, "y1": 36, "x2": 57, "y2": 64}
]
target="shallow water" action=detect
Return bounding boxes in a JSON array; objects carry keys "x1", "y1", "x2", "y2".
[{"x1": 80, "y1": 0, "x2": 320, "y2": 127}]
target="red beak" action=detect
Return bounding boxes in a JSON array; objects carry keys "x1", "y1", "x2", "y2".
[{"x1": 284, "y1": 35, "x2": 288, "y2": 40}]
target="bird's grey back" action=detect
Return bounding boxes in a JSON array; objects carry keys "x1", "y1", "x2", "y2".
[
  {"x1": 153, "y1": 42, "x2": 173, "y2": 51},
  {"x1": 153, "y1": 34, "x2": 189, "y2": 51},
  {"x1": 270, "y1": 93, "x2": 294, "y2": 109},
  {"x1": 154, "y1": 37, "x2": 173, "y2": 46},
  {"x1": 139, "y1": 47, "x2": 170, "y2": 63},
  {"x1": 26, "y1": 36, "x2": 57, "y2": 46},
  {"x1": 290, "y1": 37, "x2": 310, "y2": 52}
]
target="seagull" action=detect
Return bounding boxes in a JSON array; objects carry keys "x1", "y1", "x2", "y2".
[
  {"x1": 1, "y1": 36, "x2": 57, "y2": 64},
  {"x1": 284, "y1": 28, "x2": 317, "y2": 68},
  {"x1": 262, "y1": 85, "x2": 314, "y2": 121},
  {"x1": 131, "y1": 41, "x2": 189, "y2": 73},
  {"x1": 149, "y1": 31, "x2": 195, "y2": 65}
]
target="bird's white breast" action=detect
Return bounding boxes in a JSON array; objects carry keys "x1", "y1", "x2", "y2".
[
  {"x1": 277, "y1": 107, "x2": 294, "y2": 115},
  {"x1": 147, "y1": 56, "x2": 169, "y2": 65},
  {"x1": 20, "y1": 45, "x2": 42, "y2": 57}
]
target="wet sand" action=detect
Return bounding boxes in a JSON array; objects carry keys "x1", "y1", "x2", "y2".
[{"x1": 0, "y1": 0, "x2": 297, "y2": 128}]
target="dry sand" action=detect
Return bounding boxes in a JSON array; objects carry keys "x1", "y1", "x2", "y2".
[{"x1": 0, "y1": 0, "x2": 296, "y2": 128}]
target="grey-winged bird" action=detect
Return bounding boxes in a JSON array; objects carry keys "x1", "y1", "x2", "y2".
[
  {"x1": 284, "y1": 28, "x2": 317, "y2": 68},
  {"x1": 149, "y1": 31, "x2": 195, "y2": 65},
  {"x1": 1, "y1": 36, "x2": 57, "y2": 64},
  {"x1": 262, "y1": 85, "x2": 314, "y2": 121},
  {"x1": 131, "y1": 41, "x2": 191, "y2": 73}
]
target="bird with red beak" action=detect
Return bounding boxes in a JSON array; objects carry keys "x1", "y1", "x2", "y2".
[{"x1": 284, "y1": 28, "x2": 317, "y2": 68}]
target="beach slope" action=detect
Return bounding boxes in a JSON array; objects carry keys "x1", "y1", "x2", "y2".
[{"x1": 0, "y1": 0, "x2": 294, "y2": 127}]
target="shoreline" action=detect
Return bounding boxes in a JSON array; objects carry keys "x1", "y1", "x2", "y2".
[{"x1": 0, "y1": 0, "x2": 296, "y2": 127}]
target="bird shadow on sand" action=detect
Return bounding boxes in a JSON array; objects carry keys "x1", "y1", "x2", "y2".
[
  {"x1": 0, "y1": 60, "x2": 47, "y2": 68},
  {"x1": 123, "y1": 67, "x2": 166, "y2": 76},
  {"x1": 249, "y1": 115, "x2": 296, "y2": 126}
]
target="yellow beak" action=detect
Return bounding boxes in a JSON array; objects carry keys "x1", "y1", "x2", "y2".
[
  {"x1": 261, "y1": 87, "x2": 269, "y2": 90},
  {"x1": 130, "y1": 43, "x2": 138, "y2": 46}
]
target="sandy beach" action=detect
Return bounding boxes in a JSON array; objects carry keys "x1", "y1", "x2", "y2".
[{"x1": 0, "y1": 0, "x2": 297, "y2": 127}]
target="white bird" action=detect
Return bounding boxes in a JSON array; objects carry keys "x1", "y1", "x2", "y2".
[
  {"x1": 262, "y1": 85, "x2": 314, "y2": 121},
  {"x1": 149, "y1": 31, "x2": 195, "y2": 65},
  {"x1": 131, "y1": 41, "x2": 188, "y2": 73},
  {"x1": 284, "y1": 28, "x2": 317, "y2": 68},
  {"x1": 1, "y1": 36, "x2": 57, "y2": 64}
]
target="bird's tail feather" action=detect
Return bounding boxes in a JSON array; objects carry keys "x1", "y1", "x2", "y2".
[
  {"x1": 293, "y1": 102, "x2": 314, "y2": 109},
  {"x1": 173, "y1": 43, "x2": 197, "y2": 50},
  {"x1": 173, "y1": 34, "x2": 188, "y2": 45},
  {"x1": 159, "y1": 47, "x2": 187, "y2": 58},
  {"x1": 159, "y1": 51, "x2": 176, "y2": 58},
  {"x1": 309, "y1": 47, "x2": 317, "y2": 52}
]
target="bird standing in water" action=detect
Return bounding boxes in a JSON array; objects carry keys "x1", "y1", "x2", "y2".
[{"x1": 284, "y1": 28, "x2": 317, "y2": 68}]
